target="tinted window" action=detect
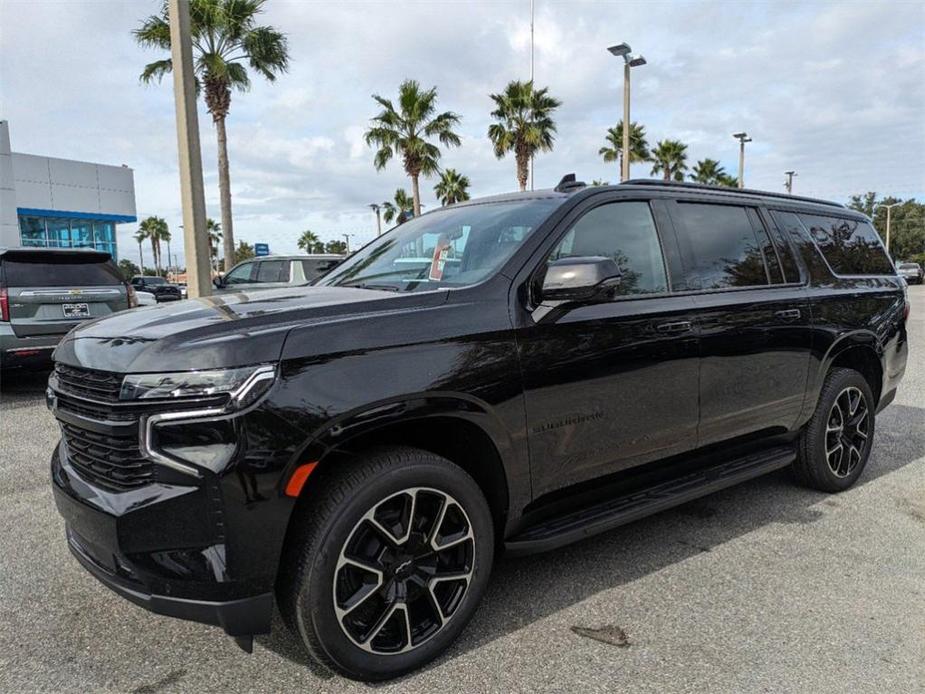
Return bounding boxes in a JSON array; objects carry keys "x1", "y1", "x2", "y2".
[
  {"x1": 141, "y1": 276, "x2": 166, "y2": 286},
  {"x1": 549, "y1": 201, "x2": 667, "y2": 295},
  {"x1": 2, "y1": 256, "x2": 122, "y2": 287},
  {"x1": 256, "y1": 260, "x2": 286, "y2": 282},
  {"x1": 301, "y1": 259, "x2": 339, "y2": 281},
  {"x1": 676, "y1": 203, "x2": 770, "y2": 289},
  {"x1": 224, "y1": 262, "x2": 255, "y2": 284},
  {"x1": 798, "y1": 214, "x2": 893, "y2": 275}
]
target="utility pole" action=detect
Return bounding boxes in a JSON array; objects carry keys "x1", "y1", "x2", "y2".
[
  {"x1": 168, "y1": 0, "x2": 211, "y2": 297},
  {"x1": 342, "y1": 233, "x2": 353, "y2": 253},
  {"x1": 882, "y1": 202, "x2": 901, "y2": 256},
  {"x1": 369, "y1": 203, "x2": 382, "y2": 236},
  {"x1": 733, "y1": 132, "x2": 752, "y2": 189},
  {"x1": 784, "y1": 171, "x2": 796, "y2": 194},
  {"x1": 529, "y1": 0, "x2": 535, "y2": 191}
]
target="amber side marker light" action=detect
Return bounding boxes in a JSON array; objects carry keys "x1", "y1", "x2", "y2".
[{"x1": 285, "y1": 461, "x2": 319, "y2": 497}]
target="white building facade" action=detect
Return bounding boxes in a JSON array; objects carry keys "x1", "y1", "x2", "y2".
[{"x1": 0, "y1": 120, "x2": 136, "y2": 259}]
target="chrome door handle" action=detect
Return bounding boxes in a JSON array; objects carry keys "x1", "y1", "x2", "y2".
[
  {"x1": 774, "y1": 309, "x2": 801, "y2": 320},
  {"x1": 656, "y1": 320, "x2": 692, "y2": 334}
]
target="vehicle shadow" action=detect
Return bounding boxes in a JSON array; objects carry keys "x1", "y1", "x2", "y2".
[
  {"x1": 0, "y1": 366, "x2": 52, "y2": 407},
  {"x1": 258, "y1": 404, "x2": 924, "y2": 683}
]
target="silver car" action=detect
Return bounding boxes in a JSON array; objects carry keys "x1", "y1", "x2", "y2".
[
  {"x1": 212, "y1": 254, "x2": 343, "y2": 293},
  {"x1": 0, "y1": 248, "x2": 131, "y2": 368},
  {"x1": 897, "y1": 262, "x2": 923, "y2": 285}
]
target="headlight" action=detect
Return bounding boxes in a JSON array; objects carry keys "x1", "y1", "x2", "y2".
[{"x1": 120, "y1": 364, "x2": 276, "y2": 410}]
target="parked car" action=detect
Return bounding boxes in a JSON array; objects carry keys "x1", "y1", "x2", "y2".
[
  {"x1": 130, "y1": 275, "x2": 182, "y2": 302},
  {"x1": 212, "y1": 254, "x2": 343, "y2": 293},
  {"x1": 47, "y1": 179, "x2": 908, "y2": 680},
  {"x1": 176, "y1": 282, "x2": 188, "y2": 299},
  {"x1": 0, "y1": 247, "x2": 132, "y2": 369},
  {"x1": 134, "y1": 290, "x2": 157, "y2": 307},
  {"x1": 897, "y1": 261, "x2": 923, "y2": 284}
]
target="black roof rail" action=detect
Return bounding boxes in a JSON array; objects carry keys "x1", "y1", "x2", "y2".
[
  {"x1": 620, "y1": 179, "x2": 846, "y2": 209},
  {"x1": 554, "y1": 173, "x2": 587, "y2": 193}
]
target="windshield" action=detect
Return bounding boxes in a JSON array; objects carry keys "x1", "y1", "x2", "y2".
[
  {"x1": 899, "y1": 263, "x2": 919, "y2": 269},
  {"x1": 319, "y1": 199, "x2": 557, "y2": 292}
]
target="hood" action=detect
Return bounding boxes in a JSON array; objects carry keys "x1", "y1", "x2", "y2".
[{"x1": 54, "y1": 285, "x2": 448, "y2": 373}]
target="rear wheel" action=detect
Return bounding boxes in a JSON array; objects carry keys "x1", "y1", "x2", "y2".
[
  {"x1": 279, "y1": 447, "x2": 494, "y2": 681},
  {"x1": 794, "y1": 368, "x2": 875, "y2": 492}
]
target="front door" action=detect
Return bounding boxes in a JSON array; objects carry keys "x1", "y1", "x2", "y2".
[{"x1": 517, "y1": 198, "x2": 700, "y2": 499}]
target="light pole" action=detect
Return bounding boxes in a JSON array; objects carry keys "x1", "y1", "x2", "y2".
[
  {"x1": 342, "y1": 233, "x2": 353, "y2": 253},
  {"x1": 608, "y1": 43, "x2": 646, "y2": 182},
  {"x1": 785, "y1": 170, "x2": 796, "y2": 194},
  {"x1": 369, "y1": 204, "x2": 382, "y2": 236},
  {"x1": 880, "y1": 202, "x2": 901, "y2": 256},
  {"x1": 733, "y1": 132, "x2": 752, "y2": 188}
]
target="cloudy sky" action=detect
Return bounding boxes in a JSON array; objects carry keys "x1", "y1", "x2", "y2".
[{"x1": 2, "y1": 0, "x2": 924, "y2": 265}]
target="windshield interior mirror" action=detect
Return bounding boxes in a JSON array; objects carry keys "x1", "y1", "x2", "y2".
[{"x1": 541, "y1": 256, "x2": 622, "y2": 303}]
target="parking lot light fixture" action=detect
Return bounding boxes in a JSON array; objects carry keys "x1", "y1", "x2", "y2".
[
  {"x1": 733, "y1": 132, "x2": 752, "y2": 188},
  {"x1": 609, "y1": 43, "x2": 646, "y2": 182}
]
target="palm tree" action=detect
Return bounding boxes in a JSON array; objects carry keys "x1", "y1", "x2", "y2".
[
  {"x1": 488, "y1": 80, "x2": 561, "y2": 191},
  {"x1": 434, "y1": 169, "x2": 471, "y2": 206},
  {"x1": 599, "y1": 120, "x2": 650, "y2": 178},
  {"x1": 206, "y1": 218, "x2": 222, "y2": 266},
  {"x1": 134, "y1": 228, "x2": 147, "y2": 272},
  {"x1": 297, "y1": 229, "x2": 323, "y2": 253},
  {"x1": 381, "y1": 189, "x2": 415, "y2": 225},
  {"x1": 134, "y1": 0, "x2": 289, "y2": 272},
  {"x1": 138, "y1": 216, "x2": 169, "y2": 275},
  {"x1": 365, "y1": 79, "x2": 461, "y2": 217},
  {"x1": 650, "y1": 140, "x2": 689, "y2": 181},
  {"x1": 690, "y1": 158, "x2": 730, "y2": 185},
  {"x1": 716, "y1": 173, "x2": 739, "y2": 188}
]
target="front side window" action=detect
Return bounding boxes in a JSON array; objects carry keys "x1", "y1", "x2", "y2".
[
  {"x1": 224, "y1": 262, "x2": 255, "y2": 285},
  {"x1": 548, "y1": 201, "x2": 668, "y2": 296},
  {"x1": 676, "y1": 203, "x2": 771, "y2": 289},
  {"x1": 797, "y1": 213, "x2": 893, "y2": 275},
  {"x1": 319, "y1": 199, "x2": 557, "y2": 292}
]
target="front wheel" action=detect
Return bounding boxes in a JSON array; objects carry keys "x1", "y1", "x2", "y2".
[
  {"x1": 793, "y1": 367, "x2": 876, "y2": 492},
  {"x1": 279, "y1": 447, "x2": 494, "y2": 681}
]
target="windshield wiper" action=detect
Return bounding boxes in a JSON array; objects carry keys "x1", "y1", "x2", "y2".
[{"x1": 340, "y1": 282, "x2": 402, "y2": 292}]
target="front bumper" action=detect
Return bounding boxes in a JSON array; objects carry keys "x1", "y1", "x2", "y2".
[{"x1": 51, "y1": 445, "x2": 273, "y2": 637}]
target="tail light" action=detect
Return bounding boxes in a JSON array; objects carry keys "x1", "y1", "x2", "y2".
[
  {"x1": 0, "y1": 286, "x2": 9, "y2": 322},
  {"x1": 126, "y1": 283, "x2": 138, "y2": 309}
]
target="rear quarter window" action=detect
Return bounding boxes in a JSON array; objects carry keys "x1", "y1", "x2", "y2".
[
  {"x1": 2, "y1": 256, "x2": 122, "y2": 287},
  {"x1": 797, "y1": 213, "x2": 893, "y2": 275}
]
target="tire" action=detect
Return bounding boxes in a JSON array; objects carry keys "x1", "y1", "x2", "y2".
[
  {"x1": 279, "y1": 446, "x2": 495, "y2": 681},
  {"x1": 793, "y1": 368, "x2": 876, "y2": 493}
]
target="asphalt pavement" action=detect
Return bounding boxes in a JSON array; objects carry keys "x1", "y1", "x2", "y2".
[{"x1": 1, "y1": 288, "x2": 923, "y2": 693}]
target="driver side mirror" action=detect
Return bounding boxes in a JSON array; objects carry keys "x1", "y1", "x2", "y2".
[
  {"x1": 213, "y1": 276, "x2": 224, "y2": 288},
  {"x1": 541, "y1": 256, "x2": 622, "y2": 303}
]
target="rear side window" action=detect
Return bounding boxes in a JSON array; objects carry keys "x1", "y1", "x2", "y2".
[
  {"x1": 797, "y1": 214, "x2": 893, "y2": 275},
  {"x1": 549, "y1": 201, "x2": 668, "y2": 296},
  {"x1": 674, "y1": 203, "x2": 774, "y2": 289},
  {"x1": 256, "y1": 260, "x2": 287, "y2": 282},
  {"x1": 2, "y1": 256, "x2": 122, "y2": 287},
  {"x1": 300, "y1": 259, "x2": 340, "y2": 281}
]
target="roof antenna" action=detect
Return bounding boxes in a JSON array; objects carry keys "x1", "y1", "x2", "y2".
[{"x1": 554, "y1": 173, "x2": 585, "y2": 193}]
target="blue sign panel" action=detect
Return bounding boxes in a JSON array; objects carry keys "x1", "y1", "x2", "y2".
[{"x1": 254, "y1": 243, "x2": 270, "y2": 257}]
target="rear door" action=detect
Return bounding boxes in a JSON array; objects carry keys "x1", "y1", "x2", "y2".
[
  {"x1": 1, "y1": 250, "x2": 127, "y2": 337},
  {"x1": 666, "y1": 200, "x2": 812, "y2": 445}
]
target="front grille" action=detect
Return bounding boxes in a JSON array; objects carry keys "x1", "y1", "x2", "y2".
[
  {"x1": 61, "y1": 422, "x2": 154, "y2": 490},
  {"x1": 55, "y1": 363, "x2": 123, "y2": 403}
]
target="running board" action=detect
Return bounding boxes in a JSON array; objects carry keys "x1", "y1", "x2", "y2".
[{"x1": 505, "y1": 446, "x2": 795, "y2": 556}]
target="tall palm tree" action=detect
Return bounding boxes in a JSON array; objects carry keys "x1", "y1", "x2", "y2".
[
  {"x1": 434, "y1": 169, "x2": 471, "y2": 206},
  {"x1": 650, "y1": 140, "x2": 689, "y2": 181},
  {"x1": 206, "y1": 218, "x2": 222, "y2": 265},
  {"x1": 488, "y1": 80, "x2": 561, "y2": 191},
  {"x1": 138, "y1": 216, "x2": 169, "y2": 275},
  {"x1": 599, "y1": 120, "x2": 650, "y2": 178},
  {"x1": 134, "y1": 0, "x2": 289, "y2": 272},
  {"x1": 365, "y1": 79, "x2": 461, "y2": 217},
  {"x1": 716, "y1": 173, "x2": 739, "y2": 188},
  {"x1": 134, "y1": 228, "x2": 147, "y2": 272},
  {"x1": 690, "y1": 158, "x2": 729, "y2": 185},
  {"x1": 297, "y1": 229, "x2": 323, "y2": 253},
  {"x1": 381, "y1": 189, "x2": 415, "y2": 225}
]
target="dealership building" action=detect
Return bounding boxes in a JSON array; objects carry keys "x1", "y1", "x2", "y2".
[{"x1": 0, "y1": 120, "x2": 137, "y2": 259}]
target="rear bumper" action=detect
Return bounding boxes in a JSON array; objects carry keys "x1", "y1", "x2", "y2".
[
  {"x1": 50, "y1": 445, "x2": 274, "y2": 637},
  {"x1": 0, "y1": 327, "x2": 61, "y2": 368}
]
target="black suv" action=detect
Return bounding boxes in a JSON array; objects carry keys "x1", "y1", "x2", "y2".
[
  {"x1": 130, "y1": 275, "x2": 182, "y2": 302},
  {"x1": 48, "y1": 180, "x2": 908, "y2": 680}
]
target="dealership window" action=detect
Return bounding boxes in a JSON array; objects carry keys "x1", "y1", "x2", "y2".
[
  {"x1": 19, "y1": 216, "x2": 46, "y2": 246},
  {"x1": 46, "y1": 218, "x2": 71, "y2": 247},
  {"x1": 70, "y1": 219, "x2": 94, "y2": 248}
]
